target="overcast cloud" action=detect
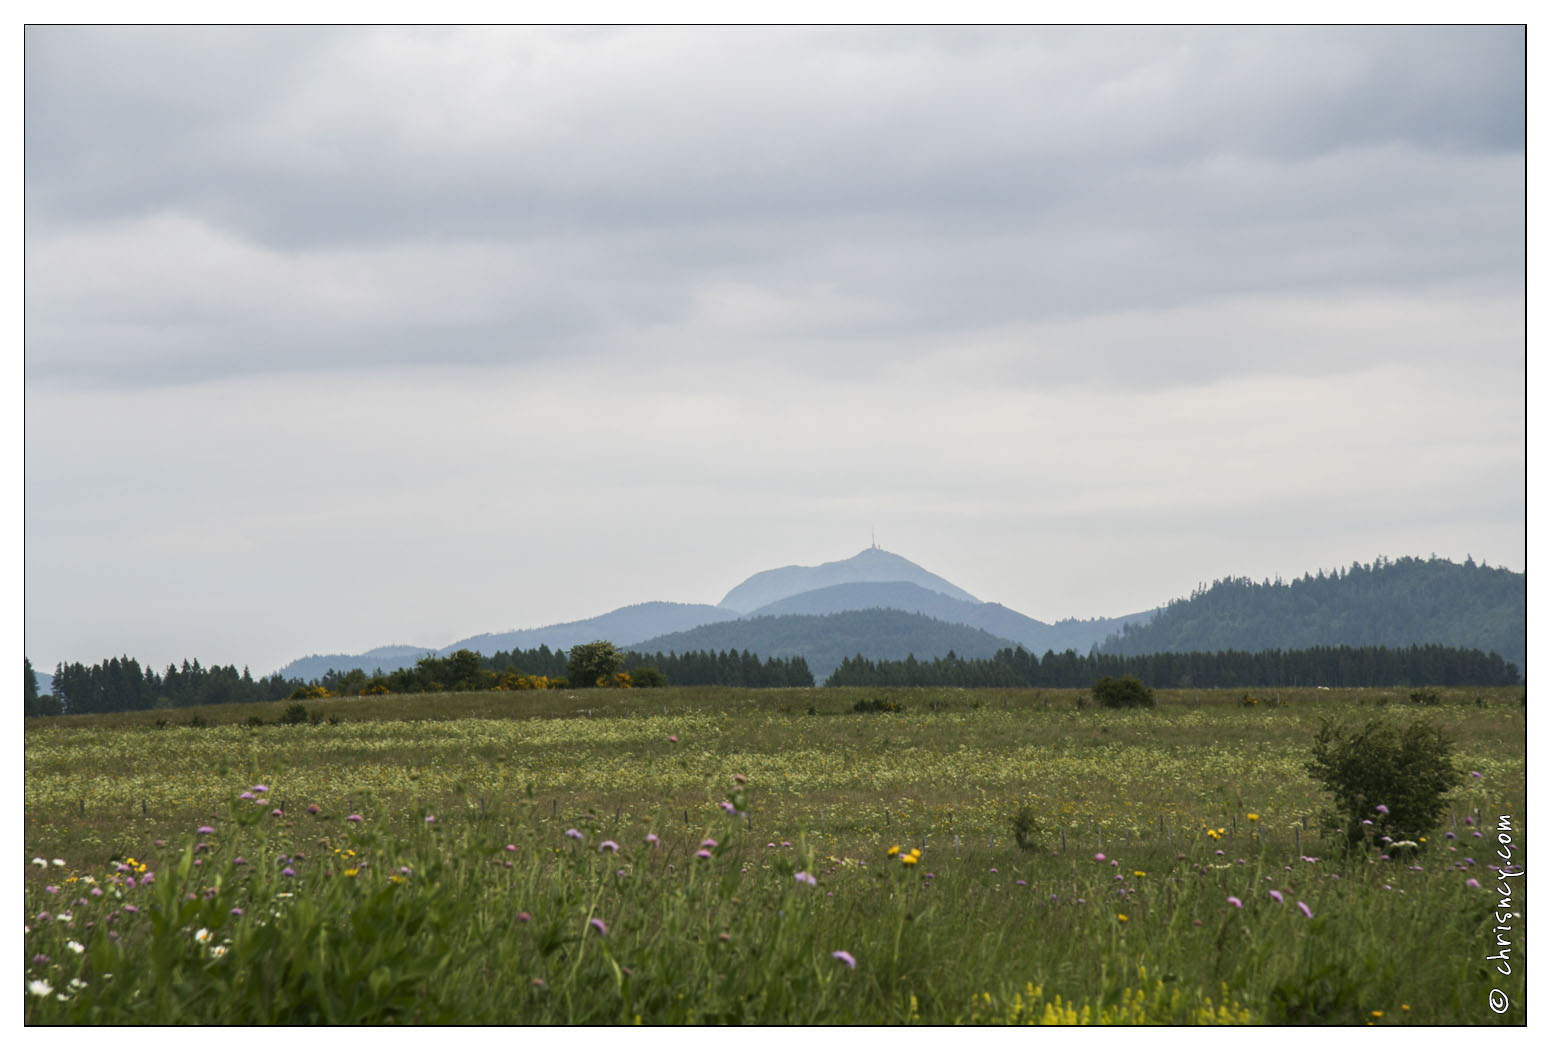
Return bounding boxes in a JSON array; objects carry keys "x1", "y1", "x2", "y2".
[{"x1": 24, "y1": 26, "x2": 1525, "y2": 677}]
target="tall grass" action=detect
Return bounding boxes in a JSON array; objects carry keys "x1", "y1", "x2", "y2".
[{"x1": 24, "y1": 687, "x2": 1525, "y2": 1024}]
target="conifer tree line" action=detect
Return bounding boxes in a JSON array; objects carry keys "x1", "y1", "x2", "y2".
[
  {"x1": 28, "y1": 645, "x2": 814, "y2": 716},
  {"x1": 823, "y1": 643, "x2": 1522, "y2": 689}
]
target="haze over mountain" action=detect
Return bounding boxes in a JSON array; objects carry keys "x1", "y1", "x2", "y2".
[
  {"x1": 272, "y1": 548, "x2": 1522, "y2": 686},
  {"x1": 719, "y1": 546, "x2": 981, "y2": 612}
]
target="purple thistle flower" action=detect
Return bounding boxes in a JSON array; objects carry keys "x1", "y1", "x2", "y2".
[
  {"x1": 44, "y1": 885, "x2": 58, "y2": 895},
  {"x1": 1466, "y1": 878, "x2": 1481, "y2": 889},
  {"x1": 506, "y1": 844, "x2": 518, "y2": 852},
  {"x1": 517, "y1": 911, "x2": 531, "y2": 922},
  {"x1": 282, "y1": 867, "x2": 296, "y2": 877},
  {"x1": 565, "y1": 828, "x2": 583, "y2": 840},
  {"x1": 795, "y1": 871, "x2": 817, "y2": 886},
  {"x1": 589, "y1": 918, "x2": 607, "y2": 936},
  {"x1": 238, "y1": 792, "x2": 254, "y2": 800},
  {"x1": 599, "y1": 840, "x2": 619, "y2": 852},
  {"x1": 233, "y1": 856, "x2": 247, "y2": 866},
  {"x1": 645, "y1": 833, "x2": 659, "y2": 845},
  {"x1": 270, "y1": 808, "x2": 283, "y2": 817},
  {"x1": 229, "y1": 907, "x2": 243, "y2": 916},
  {"x1": 832, "y1": 950, "x2": 857, "y2": 969},
  {"x1": 197, "y1": 825, "x2": 215, "y2": 835},
  {"x1": 347, "y1": 814, "x2": 363, "y2": 823},
  {"x1": 307, "y1": 804, "x2": 321, "y2": 814},
  {"x1": 701, "y1": 838, "x2": 718, "y2": 849},
  {"x1": 1227, "y1": 896, "x2": 1243, "y2": 909},
  {"x1": 1268, "y1": 890, "x2": 1284, "y2": 903},
  {"x1": 1470, "y1": 770, "x2": 1483, "y2": 779},
  {"x1": 696, "y1": 849, "x2": 712, "y2": 859},
  {"x1": 1375, "y1": 804, "x2": 1390, "y2": 815},
  {"x1": 123, "y1": 904, "x2": 138, "y2": 914},
  {"x1": 720, "y1": 801, "x2": 737, "y2": 814},
  {"x1": 425, "y1": 815, "x2": 436, "y2": 824},
  {"x1": 1094, "y1": 853, "x2": 1105, "y2": 862},
  {"x1": 1297, "y1": 901, "x2": 1314, "y2": 919}
]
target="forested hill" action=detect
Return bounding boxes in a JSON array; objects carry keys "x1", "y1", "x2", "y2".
[{"x1": 1100, "y1": 557, "x2": 1525, "y2": 673}]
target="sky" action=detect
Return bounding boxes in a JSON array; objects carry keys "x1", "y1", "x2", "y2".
[{"x1": 22, "y1": 25, "x2": 1527, "y2": 678}]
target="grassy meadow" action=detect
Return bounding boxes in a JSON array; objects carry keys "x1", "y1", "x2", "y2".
[{"x1": 23, "y1": 686, "x2": 1526, "y2": 1024}]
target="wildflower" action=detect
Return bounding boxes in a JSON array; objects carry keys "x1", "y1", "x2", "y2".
[
  {"x1": 1297, "y1": 901, "x2": 1314, "y2": 919},
  {"x1": 734, "y1": 773, "x2": 747, "y2": 784},
  {"x1": 1016, "y1": 879, "x2": 1027, "y2": 886},
  {"x1": 1376, "y1": 804, "x2": 1390, "y2": 815},
  {"x1": 901, "y1": 854, "x2": 918, "y2": 866},
  {"x1": 31, "y1": 858, "x2": 46, "y2": 868},
  {"x1": 229, "y1": 908, "x2": 243, "y2": 916},
  {"x1": 1246, "y1": 813, "x2": 1259, "y2": 821},
  {"x1": 253, "y1": 784, "x2": 269, "y2": 793},
  {"x1": 31, "y1": 955, "x2": 49, "y2": 965},
  {"x1": 832, "y1": 950, "x2": 857, "y2": 969},
  {"x1": 124, "y1": 904, "x2": 139, "y2": 914},
  {"x1": 271, "y1": 808, "x2": 283, "y2": 818},
  {"x1": 1371, "y1": 1010, "x2": 1383, "y2": 1018},
  {"x1": 44, "y1": 885, "x2": 58, "y2": 895},
  {"x1": 1133, "y1": 870, "x2": 1146, "y2": 877},
  {"x1": 343, "y1": 868, "x2": 359, "y2": 878},
  {"x1": 1094, "y1": 853, "x2": 1105, "y2": 862},
  {"x1": 565, "y1": 829, "x2": 583, "y2": 840},
  {"x1": 1466, "y1": 878, "x2": 1481, "y2": 889},
  {"x1": 719, "y1": 802, "x2": 737, "y2": 814},
  {"x1": 1269, "y1": 890, "x2": 1284, "y2": 903},
  {"x1": 645, "y1": 833, "x2": 659, "y2": 846},
  {"x1": 668, "y1": 735, "x2": 678, "y2": 743},
  {"x1": 66, "y1": 940, "x2": 84, "y2": 954},
  {"x1": 307, "y1": 804, "x2": 321, "y2": 814},
  {"x1": 517, "y1": 911, "x2": 531, "y2": 922},
  {"x1": 1117, "y1": 914, "x2": 1129, "y2": 922},
  {"x1": 194, "y1": 928, "x2": 212, "y2": 945},
  {"x1": 589, "y1": 918, "x2": 608, "y2": 936},
  {"x1": 211, "y1": 945, "x2": 228, "y2": 959},
  {"x1": 233, "y1": 856, "x2": 247, "y2": 866},
  {"x1": 28, "y1": 979, "x2": 53, "y2": 998},
  {"x1": 888, "y1": 845, "x2": 901, "y2": 857},
  {"x1": 701, "y1": 838, "x2": 718, "y2": 849},
  {"x1": 347, "y1": 814, "x2": 364, "y2": 823},
  {"x1": 1227, "y1": 896, "x2": 1243, "y2": 909},
  {"x1": 696, "y1": 849, "x2": 712, "y2": 859},
  {"x1": 1470, "y1": 771, "x2": 1483, "y2": 779},
  {"x1": 425, "y1": 815, "x2": 436, "y2": 824},
  {"x1": 282, "y1": 867, "x2": 296, "y2": 877},
  {"x1": 599, "y1": 840, "x2": 619, "y2": 853},
  {"x1": 795, "y1": 871, "x2": 817, "y2": 886},
  {"x1": 238, "y1": 792, "x2": 254, "y2": 800},
  {"x1": 197, "y1": 825, "x2": 215, "y2": 835}
]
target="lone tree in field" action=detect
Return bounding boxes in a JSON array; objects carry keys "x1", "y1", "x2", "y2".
[
  {"x1": 566, "y1": 641, "x2": 624, "y2": 688},
  {"x1": 1306, "y1": 718, "x2": 1460, "y2": 851}
]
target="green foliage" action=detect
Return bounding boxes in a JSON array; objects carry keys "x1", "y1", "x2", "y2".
[
  {"x1": 851, "y1": 697, "x2": 904, "y2": 713},
  {"x1": 1010, "y1": 805, "x2": 1042, "y2": 851},
  {"x1": 566, "y1": 641, "x2": 624, "y2": 689},
  {"x1": 278, "y1": 703, "x2": 311, "y2": 726},
  {"x1": 628, "y1": 664, "x2": 669, "y2": 688},
  {"x1": 1408, "y1": 689, "x2": 1441, "y2": 706},
  {"x1": 1091, "y1": 676, "x2": 1156, "y2": 709},
  {"x1": 1305, "y1": 718, "x2": 1461, "y2": 850}
]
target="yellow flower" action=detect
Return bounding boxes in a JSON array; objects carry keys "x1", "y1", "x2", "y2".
[
  {"x1": 1401, "y1": 1004, "x2": 1410, "y2": 1012},
  {"x1": 901, "y1": 854, "x2": 918, "y2": 865},
  {"x1": 1371, "y1": 1010, "x2": 1383, "y2": 1018},
  {"x1": 887, "y1": 845, "x2": 900, "y2": 857},
  {"x1": 1133, "y1": 870, "x2": 1146, "y2": 877},
  {"x1": 343, "y1": 868, "x2": 360, "y2": 878},
  {"x1": 910, "y1": 848, "x2": 921, "y2": 858},
  {"x1": 1247, "y1": 813, "x2": 1259, "y2": 821},
  {"x1": 1117, "y1": 914, "x2": 1128, "y2": 922}
]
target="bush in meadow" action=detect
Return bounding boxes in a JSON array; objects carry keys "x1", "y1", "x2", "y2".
[
  {"x1": 1090, "y1": 676, "x2": 1156, "y2": 709},
  {"x1": 1305, "y1": 718, "x2": 1460, "y2": 851}
]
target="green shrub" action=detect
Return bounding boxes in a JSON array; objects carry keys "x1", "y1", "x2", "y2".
[
  {"x1": 852, "y1": 697, "x2": 903, "y2": 713},
  {"x1": 1091, "y1": 676, "x2": 1156, "y2": 709},
  {"x1": 278, "y1": 703, "x2": 311, "y2": 726},
  {"x1": 1305, "y1": 718, "x2": 1460, "y2": 851},
  {"x1": 1408, "y1": 689, "x2": 1441, "y2": 706}
]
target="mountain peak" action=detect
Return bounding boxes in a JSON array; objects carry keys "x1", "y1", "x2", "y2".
[{"x1": 718, "y1": 547, "x2": 980, "y2": 613}]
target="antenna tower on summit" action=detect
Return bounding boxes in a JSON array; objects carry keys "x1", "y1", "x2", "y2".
[{"x1": 871, "y1": 528, "x2": 877, "y2": 550}]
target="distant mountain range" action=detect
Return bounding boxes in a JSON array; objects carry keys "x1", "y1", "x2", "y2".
[{"x1": 273, "y1": 548, "x2": 1525, "y2": 685}]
